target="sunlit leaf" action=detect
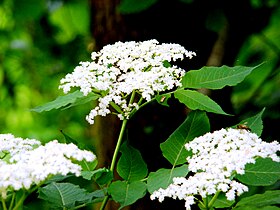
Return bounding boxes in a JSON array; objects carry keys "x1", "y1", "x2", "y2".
[
  {"x1": 236, "y1": 158, "x2": 280, "y2": 186},
  {"x1": 155, "y1": 93, "x2": 172, "y2": 107},
  {"x1": 108, "y1": 180, "x2": 147, "y2": 209},
  {"x1": 147, "y1": 164, "x2": 189, "y2": 193},
  {"x1": 31, "y1": 91, "x2": 99, "y2": 112},
  {"x1": 174, "y1": 89, "x2": 230, "y2": 115},
  {"x1": 182, "y1": 65, "x2": 259, "y2": 89},
  {"x1": 160, "y1": 110, "x2": 210, "y2": 166}
]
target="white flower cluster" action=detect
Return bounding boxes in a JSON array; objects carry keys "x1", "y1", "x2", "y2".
[
  {"x1": 151, "y1": 128, "x2": 280, "y2": 209},
  {"x1": 0, "y1": 134, "x2": 96, "y2": 199},
  {"x1": 59, "y1": 39, "x2": 196, "y2": 124}
]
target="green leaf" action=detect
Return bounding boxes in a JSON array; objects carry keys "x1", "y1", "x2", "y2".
[
  {"x1": 160, "y1": 110, "x2": 210, "y2": 166},
  {"x1": 182, "y1": 65, "x2": 259, "y2": 89},
  {"x1": 108, "y1": 180, "x2": 147, "y2": 209},
  {"x1": 92, "y1": 168, "x2": 114, "y2": 185},
  {"x1": 235, "y1": 190, "x2": 280, "y2": 208},
  {"x1": 233, "y1": 108, "x2": 265, "y2": 136},
  {"x1": 117, "y1": 142, "x2": 148, "y2": 182},
  {"x1": 174, "y1": 89, "x2": 230, "y2": 115},
  {"x1": 31, "y1": 91, "x2": 99, "y2": 113},
  {"x1": 212, "y1": 193, "x2": 235, "y2": 208},
  {"x1": 236, "y1": 158, "x2": 280, "y2": 186},
  {"x1": 147, "y1": 164, "x2": 189, "y2": 193},
  {"x1": 155, "y1": 93, "x2": 172, "y2": 107},
  {"x1": 118, "y1": 0, "x2": 158, "y2": 14},
  {"x1": 235, "y1": 206, "x2": 280, "y2": 210},
  {"x1": 38, "y1": 182, "x2": 99, "y2": 208}
]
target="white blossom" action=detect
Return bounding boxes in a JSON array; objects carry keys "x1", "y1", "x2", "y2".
[
  {"x1": 0, "y1": 134, "x2": 96, "y2": 199},
  {"x1": 151, "y1": 128, "x2": 280, "y2": 209},
  {"x1": 59, "y1": 39, "x2": 196, "y2": 124}
]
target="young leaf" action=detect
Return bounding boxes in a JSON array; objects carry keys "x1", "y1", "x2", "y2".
[
  {"x1": 147, "y1": 164, "x2": 189, "y2": 193},
  {"x1": 155, "y1": 93, "x2": 172, "y2": 107},
  {"x1": 108, "y1": 180, "x2": 147, "y2": 209},
  {"x1": 31, "y1": 90, "x2": 99, "y2": 112},
  {"x1": 236, "y1": 158, "x2": 280, "y2": 186},
  {"x1": 93, "y1": 168, "x2": 114, "y2": 185},
  {"x1": 233, "y1": 107, "x2": 265, "y2": 137},
  {"x1": 38, "y1": 182, "x2": 99, "y2": 209},
  {"x1": 182, "y1": 64, "x2": 260, "y2": 89},
  {"x1": 160, "y1": 110, "x2": 210, "y2": 166},
  {"x1": 117, "y1": 141, "x2": 148, "y2": 182},
  {"x1": 235, "y1": 190, "x2": 280, "y2": 208},
  {"x1": 174, "y1": 89, "x2": 230, "y2": 115}
]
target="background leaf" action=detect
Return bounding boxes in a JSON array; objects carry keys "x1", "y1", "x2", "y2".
[
  {"x1": 236, "y1": 158, "x2": 280, "y2": 186},
  {"x1": 235, "y1": 190, "x2": 280, "y2": 209},
  {"x1": 118, "y1": 0, "x2": 158, "y2": 14},
  {"x1": 117, "y1": 141, "x2": 148, "y2": 182},
  {"x1": 160, "y1": 110, "x2": 210, "y2": 166},
  {"x1": 147, "y1": 164, "x2": 189, "y2": 193},
  {"x1": 182, "y1": 65, "x2": 259, "y2": 89},
  {"x1": 108, "y1": 180, "x2": 147, "y2": 209},
  {"x1": 174, "y1": 89, "x2": 229, "y2": 115},
  {"x1": 31, "y1": 91, "x2": 99, "y2": 113}
]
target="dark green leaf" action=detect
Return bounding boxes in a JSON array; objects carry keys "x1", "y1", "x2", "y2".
[
  {"x1": 235, "y1": 190, "x2": 280, "y2": 208},
  {"x1": 117, "y1": 142, "x2": 148, "y2": 182},
  {"x1": 147, "y1": 164, "x2": 189, "y2": 193},
  {"x1": 31, "y1": 91, "x2": 99, "y2": 113},
  {"x1": 160, "y1": 110, "x2": 210, "y2": 166},
  {"x1": 236, "y1": 158, "x2": 280, "y2": 186},
  {"x1": 182, "y1": 65, "x2": 259, "y2": 89},
  {"x1": 118, "y1": 0, "x2": 158, "y2": 14},
  {"x1": 93, "y1": 168, "x2": 114, "y2": 185},
  {"x1": 174, "y1": 89, "x2": 230, "y2": 115},
  {"x1": 108, "y1": 180, "x2": 147, "y2": 209}
]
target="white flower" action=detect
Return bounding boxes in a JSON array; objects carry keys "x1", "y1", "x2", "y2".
[
  {"x1": 59, "y1": 39, "x2": 196, "y2": 124},
  {"x1": 151, "y1": 128, "x2": 279, "y2": 209},
  {"x1": 0, "y1": 134, "x2": 96, "y2": 200}
]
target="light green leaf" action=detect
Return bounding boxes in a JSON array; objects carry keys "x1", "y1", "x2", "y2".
[
  {"x1": 147, "y1": 164, "x2": 189, "y2": 193},
  {"x1": 182, "y1": 65, "x2": 260, "y2": 89},
  {"x1": 31, "y1": 91, "x2": 99, "y2": 112},
  {"x1": 233, "y1": 108, "x2": 265, "y2": 136},
  {"x1": 236, "y1": 158, "x2": 280, "y2": 186},
  {"x1": 108, "y1": 180, "x2": 147, "y2": 209},
  {"x1": 155, "y1": 93, "x2": 172, "y2": 107},
  {"x1": 160, "y1": 110, "x2": 210, "y2": 166},
  {"x1": 117, "y1": 142, "x2": 148, "y2": 182},
  {"x1": 174, "y1": 89, "x2": 230, "y2": 115},
  {"x1": 235, "y1": 190, "x2": 280, "y2": 208},
  {"x1": 38, "y1": 182, "x2": 102, "y2": 208}
]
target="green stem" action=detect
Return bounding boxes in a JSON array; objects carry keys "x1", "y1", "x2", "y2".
[
  {"x1": 1, "y1": 197, "x2": 7, "y2": 210},
  {"x1": 208, "y1": 191, "x2": 221, "y2": 209},
  {"x1": 8, "y1": 193, "x2": 15, "y2": 210},
  {"x1": 100, "y1": 119, "x2": 128, "y2": 210},
  {"x1": 12, "y1": 192, "x2": 26, "y2": 210}
]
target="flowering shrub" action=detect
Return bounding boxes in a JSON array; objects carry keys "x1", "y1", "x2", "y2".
[{"x1": 2, "y1": 40, "x2": 279, "y2": 210}]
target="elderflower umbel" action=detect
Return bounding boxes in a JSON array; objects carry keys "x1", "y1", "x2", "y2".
[
  {"x1": 151, "y1": 128, "x2": 280, "y2": 209},
  {"x1": 59, "y1": 39, "x2": 196, "y2": 124},
  {"x1": 0, "y1": 134, "x2": 96, "y2": 199}
]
